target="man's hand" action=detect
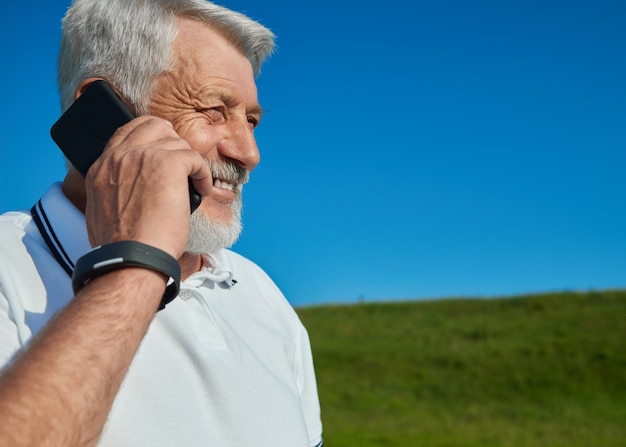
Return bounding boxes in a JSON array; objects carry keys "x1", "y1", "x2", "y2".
[{"x1": 84, "y1": 115, "x2": 213, "y2": 259}]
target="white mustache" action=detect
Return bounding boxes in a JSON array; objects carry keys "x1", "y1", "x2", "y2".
[{"x1": 207, "y1": 160, "x2": 249, "y2": 187}]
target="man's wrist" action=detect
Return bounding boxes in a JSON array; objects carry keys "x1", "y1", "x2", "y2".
[{"x1": 72, "y1": 241, "x2": 181, "y2": 311}]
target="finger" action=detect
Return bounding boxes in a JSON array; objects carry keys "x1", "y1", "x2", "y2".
[
  {"x1": 106, "y1": 116, "x2": 177, "y2": 149},
  {"x1": 188, "y1": 155, "x2": 213, "y2": 197}
]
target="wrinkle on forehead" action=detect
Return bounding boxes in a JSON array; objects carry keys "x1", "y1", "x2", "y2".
[
  {"x1": 148, "y1": 18, "x2": 260, "y2": 116},
  {"x1": 165, "y1": 19, "x2": 257, "y2": 103},
  {"x1": 172, "y1": 18, "x2": 252, "y2": 77}
]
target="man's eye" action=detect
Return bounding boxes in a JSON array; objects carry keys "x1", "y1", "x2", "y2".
[
  {"x1": 247, "y1": 116, "x2": 260, "y2": 129},
  {"x1": 202, "y1": 107, "x2": 226, "y2": 122}
]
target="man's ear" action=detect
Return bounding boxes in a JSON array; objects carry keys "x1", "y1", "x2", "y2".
[{"x1": 74, "y1": 77, "x2": 106, "y2": 101}]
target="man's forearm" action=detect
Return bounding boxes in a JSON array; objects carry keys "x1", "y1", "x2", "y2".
[{"x1": 0, "y1": 268, "x2": 166, "y2": 447}]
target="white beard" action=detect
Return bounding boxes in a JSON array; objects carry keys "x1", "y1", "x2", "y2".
[
  {"x1": 184, "y1": 160, "x2": 248, "y2": 255},
  {"x1": 184, "y1": 193, "x2": 243, "y2": 255}
]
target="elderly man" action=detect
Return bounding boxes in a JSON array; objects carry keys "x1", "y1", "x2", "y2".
[{"x1": 0, "y1": 1, "x2": 323, "y2": 446}]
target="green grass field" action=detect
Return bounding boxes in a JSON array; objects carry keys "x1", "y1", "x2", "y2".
[{"x1": 296, "y1": 290, "x2": 626, "y2": 446}]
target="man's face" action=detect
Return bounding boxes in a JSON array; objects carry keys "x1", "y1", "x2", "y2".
[{"x1": 147, "y1": 19, "x2": 262, "y2": 251}]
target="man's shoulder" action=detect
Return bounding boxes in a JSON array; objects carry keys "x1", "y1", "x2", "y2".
[
  {"x1": 0, "y1": 209, "x2": 31, "y2": 229},
  {"x1": 225, "y1": 248, "x2": 289, "y2": 291},
  {"x1": 0, "y1": 210, "x2": 35, "y2": 247},
  {"x1": 222, "y1": 248, "x2": 262, "y2": 272},
  {"x1": 221, "y1": 248, "x2": 276, "y2": 286},
  {"x1": 0, "y1": 209, "x2": 50, "y2": 270}
]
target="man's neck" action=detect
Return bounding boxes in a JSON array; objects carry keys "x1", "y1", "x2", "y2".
[
  {"x1": 179, "y1": 253, "x2": 203, "y2": 280},
  {"x1": 62, "y1": 169, "x2": 87, "y2": 213}
]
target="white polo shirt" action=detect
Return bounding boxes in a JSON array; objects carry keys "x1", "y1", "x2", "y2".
[{"x1": 0, "y1": 183, "x2": 323, "y2": 447}]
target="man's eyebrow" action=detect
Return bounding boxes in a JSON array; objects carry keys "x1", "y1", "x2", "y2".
[
  {"x1": 248, "y1": 104, "x2": 265, "y2": 117},
  {"x1": 207, "y1": 92, "x2": 264, "y2": 116}
]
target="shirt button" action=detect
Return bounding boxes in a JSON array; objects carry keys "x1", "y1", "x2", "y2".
[{"x1": 179, "y1": 289, "x2": 194, "y2": 300}]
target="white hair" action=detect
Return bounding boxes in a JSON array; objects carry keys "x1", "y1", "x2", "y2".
[{"x1": 58, "y1": 0, "x2": 275, "y2": 114}]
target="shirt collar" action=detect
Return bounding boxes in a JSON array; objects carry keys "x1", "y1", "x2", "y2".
[
  {"x1": 33, "y1": 182, "x2": 92, "y2": 269},
  {"x1": 181, "y1": 250, "x2": 235, "y2": 291}
]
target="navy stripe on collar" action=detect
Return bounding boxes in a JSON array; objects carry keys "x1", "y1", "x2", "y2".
[{"x1": 31, "y1": 199, "x2": 74, "y2": 277}]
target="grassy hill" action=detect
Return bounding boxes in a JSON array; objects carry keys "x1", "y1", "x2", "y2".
[{"x1": 296, "y1": 290, "x2": 626, "y2": 446}]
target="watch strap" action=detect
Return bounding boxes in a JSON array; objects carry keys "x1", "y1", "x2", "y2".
[{"x1": 72, "y1": 240, "x2": 181, "y2": 311}]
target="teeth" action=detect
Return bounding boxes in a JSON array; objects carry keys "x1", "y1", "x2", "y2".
[{"x1": 214, "y1": 179, "x2": 235, "y2": 191}]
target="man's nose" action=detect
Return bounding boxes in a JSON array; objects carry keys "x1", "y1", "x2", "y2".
[{"x1": 217, "y1": 118, "x2": 260, "y2": 170}]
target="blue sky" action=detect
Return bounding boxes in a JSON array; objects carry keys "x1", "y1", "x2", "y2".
[{"x1": 1, "y1": 1, "x2": 624, "y2": 306}]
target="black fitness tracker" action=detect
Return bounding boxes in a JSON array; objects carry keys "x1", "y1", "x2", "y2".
[{"x1": 72, "y1": 241, "x2": 181, "y2": 311}]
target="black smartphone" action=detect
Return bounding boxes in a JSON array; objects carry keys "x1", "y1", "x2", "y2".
[{"x1": 50, "y1": 80, "x2": 201, "y2": 213}]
